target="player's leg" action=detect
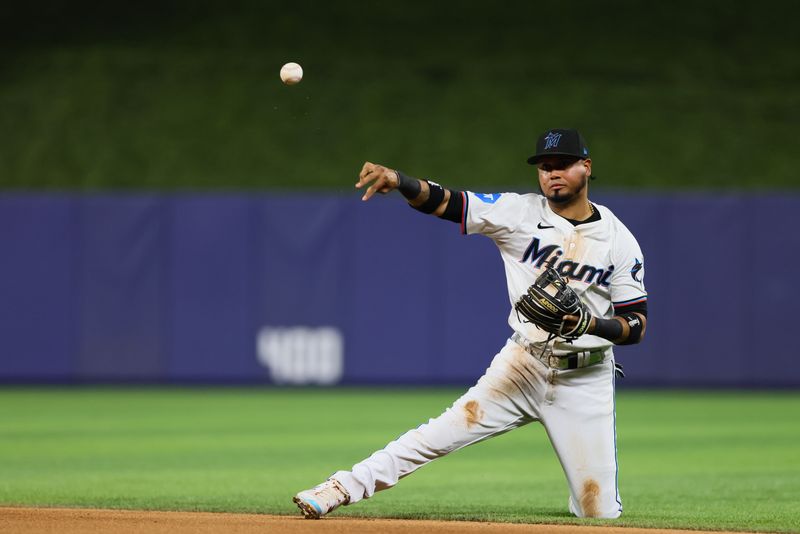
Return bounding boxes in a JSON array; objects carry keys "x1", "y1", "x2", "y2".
[
  {"x1": 319, "y1": 340, "x2": 544, "y2": 507},
  {"x1": 540, "y1": 359, "x2": 622, "y2": 519}
]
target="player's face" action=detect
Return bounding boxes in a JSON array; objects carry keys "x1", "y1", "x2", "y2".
[{"x1": 536, "y1": 157, "x2": 591, "y2": 204}]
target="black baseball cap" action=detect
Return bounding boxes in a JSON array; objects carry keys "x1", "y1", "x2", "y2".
[{"x1": 527, "y1": 128, "x2": 590, "y2": 165}]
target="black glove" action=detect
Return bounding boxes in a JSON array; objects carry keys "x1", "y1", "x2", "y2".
[{"x1": 514, "y1": 263, "x2": 592, "y2": 341}]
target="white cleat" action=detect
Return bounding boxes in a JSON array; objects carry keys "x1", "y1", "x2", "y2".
[{"x1": 292, "y1": 478, "x2": 350, "y2": 519}]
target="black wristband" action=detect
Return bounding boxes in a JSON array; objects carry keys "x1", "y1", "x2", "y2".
[
  {"x1": 592, "y1": 317, "x2": 623, "y2": 341},
  {"x1": 396, "y1": 171, "x2": 422, "y2": 200},
  {"x1": 415, "y1": 180, "x2": 446, "y2": 214}
]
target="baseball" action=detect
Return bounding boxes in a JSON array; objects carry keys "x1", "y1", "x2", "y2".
[{"x1": 280, "y1": 62, "x2": 303, "y2": 85}]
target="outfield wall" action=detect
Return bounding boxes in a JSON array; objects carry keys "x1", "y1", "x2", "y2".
[{"x1": 1, "y1": 192, "x2": 796, "y2": 387}]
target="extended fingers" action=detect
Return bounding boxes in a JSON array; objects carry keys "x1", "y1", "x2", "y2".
[
  {"x1": 357, "y1": 162, "x2": 376, "y2": 188},
  {"x1": 357, "y1": 162, "x2": 398, "y2": 201},
  {"x1": 362, "y1": 175, "x2": 389, "y2": 201}
]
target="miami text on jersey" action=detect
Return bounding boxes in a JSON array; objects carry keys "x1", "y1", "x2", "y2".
[{"x1": 520, "y1": 237, "x2": 613, "y2": 287}]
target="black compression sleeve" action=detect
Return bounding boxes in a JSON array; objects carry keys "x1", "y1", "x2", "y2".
[
  {"x1": 613, "y1": 300, "x2": 647, "y2": 318},
  {"x1": 439, "y1": 190, "x2": 464, "y2": 223}
]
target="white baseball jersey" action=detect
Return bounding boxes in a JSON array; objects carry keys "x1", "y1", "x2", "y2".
[{"x1": 461, "y1": 191, "x2": 647, "y2": 355}]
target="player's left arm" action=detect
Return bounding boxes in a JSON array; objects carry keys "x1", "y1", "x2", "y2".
[
  {"x1": 567, "y1": 223, "x2": 648, "y2": 345},
  {"x1": 563, "y1": 302, "x2": 646, "y2": 345},
  {"x1": 588, "y1": 303, "x2": 647, "y2": 345}
]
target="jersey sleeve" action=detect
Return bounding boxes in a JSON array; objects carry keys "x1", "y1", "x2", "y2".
[
  {"x1": 462, "y1": 192, "x2": 523, "y2": 240},
  {"x1": 608, "y1": 224, "x2": 647, "y2": 311}
]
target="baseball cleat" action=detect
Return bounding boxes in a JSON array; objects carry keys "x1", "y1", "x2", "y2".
[{"x1": 292, "y1": 478, "x2": 350, "y2": 519}]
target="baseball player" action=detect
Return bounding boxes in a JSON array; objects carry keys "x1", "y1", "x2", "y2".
[{"x1": 293, "y1": 128, "x2": 647, "y2": 519}]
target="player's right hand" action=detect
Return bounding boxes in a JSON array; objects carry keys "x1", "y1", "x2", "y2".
[{"x1": 356, "y1": 162, "x2": 399, "y2": 201}]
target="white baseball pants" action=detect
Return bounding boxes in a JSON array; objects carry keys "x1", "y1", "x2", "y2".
[{"x1": 333, "y1": 338, "x2": 622, "y2": 518}]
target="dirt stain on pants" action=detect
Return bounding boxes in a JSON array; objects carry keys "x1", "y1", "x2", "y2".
[
  {"x1": 580, "y1": 479, "x2": 601, "y2": 518},
  {"x1": 464, "y1": 400, "x2": 483, "y2": 428}
]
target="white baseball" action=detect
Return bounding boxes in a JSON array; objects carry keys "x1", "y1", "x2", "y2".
[{"x1": 280, "y1": 62, "x2": 303, "y2": 85}]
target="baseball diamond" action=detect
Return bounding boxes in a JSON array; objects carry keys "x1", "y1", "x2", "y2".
[
  {"x1": 0, "y1": 508, "x2": 773, "y2": 534},
  {"x1": 1, "y1": 387, "x2": 797, "y2": 532}
]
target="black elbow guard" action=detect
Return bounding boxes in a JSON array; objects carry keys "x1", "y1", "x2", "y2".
[
  {"x1": 439, "y1": 190, "x2": 464, "y2": 223},
  {"x1": 618, "y1": 313, "x2": 644, "y2": 345}
]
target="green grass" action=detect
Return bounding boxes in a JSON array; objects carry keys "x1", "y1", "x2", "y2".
[
  {"x1": 2, "y1": 0, "x2": 799, "y2": 190},
  {"x1": 1, "y1": 388, "x2": 799, "y2": 532}
]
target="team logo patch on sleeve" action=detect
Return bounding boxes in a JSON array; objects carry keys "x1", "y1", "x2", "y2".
[
  {"x1": 476, "y1": 193, "x2": 501, "y2": 204},
  {"x1": 631, "y1": 259, "x2": 643, "y2": 282}
]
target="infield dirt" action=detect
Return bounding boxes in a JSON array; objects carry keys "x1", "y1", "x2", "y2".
[{"x1": 0, "y1": 507, "x2": 756, "y2": 534}]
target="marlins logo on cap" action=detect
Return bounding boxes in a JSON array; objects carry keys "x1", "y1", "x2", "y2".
[
  {"x1": 527, "y1": 128, "x2": 590, "y2": 165},
  {"x1": 543, "y1": 131, "x2": 562, "y2": 150}
]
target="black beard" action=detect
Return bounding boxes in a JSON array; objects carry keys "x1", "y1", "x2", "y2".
[
  {"x1": 547, "y1": 190, "x2": 575, "y2": 204},
  {"x1": 545, "y1": 175, "x2": 587, "y2": 204}
]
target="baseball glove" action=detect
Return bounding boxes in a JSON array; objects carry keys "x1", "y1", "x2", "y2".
[{"x1": 514, "y1": 262, "x2": 592, "y2": 341}]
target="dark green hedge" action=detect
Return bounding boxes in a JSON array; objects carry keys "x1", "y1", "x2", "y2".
[{"x1": 2, "y1": 0, "x2": 798, "y2": 190}]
